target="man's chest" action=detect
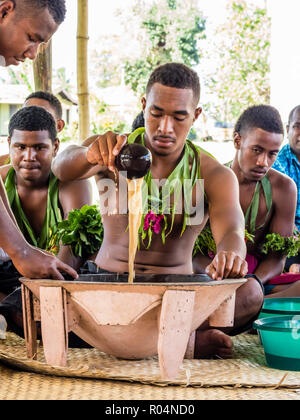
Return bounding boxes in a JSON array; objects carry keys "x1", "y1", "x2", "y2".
[
  {"x1": 240, "y1": 183, "x2": 272, "y2": 231},
  {"x1": 18, "y1": 189, "x2": 48, "y2": 234}
]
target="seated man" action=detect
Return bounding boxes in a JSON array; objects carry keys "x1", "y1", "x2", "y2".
[
  {"x1": 0, "y1": 106, "x2": 92, "y2": 303},
  {"x1": 272, "y1": 105, "x2": 300, "y2": 271},
  {"x1": 194, "y1": 105, "x2": 300, "y2": 298},
  {"x1": 0, "y1": 90, "x2": 66, "y2": 167},
  {"x1": 0, "y1": 0, "x2": 77, "y2": 281},
  {"x1": 52, "y1": 62, "x2": 262, "y2": 359}
]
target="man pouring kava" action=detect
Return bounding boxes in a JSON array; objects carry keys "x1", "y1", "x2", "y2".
[{"x1": 53, "y1": 63, "x2": 255, "y2": 359}]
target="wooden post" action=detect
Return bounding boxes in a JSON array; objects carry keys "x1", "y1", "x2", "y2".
[
  {"x1": 21, "y1": 285, "x2": 38, "y2": 360},
  {"x1": 158, "y1": 290, "x2": 195, "y2": 380},
  {"x1": 77, "y1": 0, "x2": 90, "y2": 142},
  {"x1": 33, "y1": 41, "x2": 52, "y2": 92},
  {"x1": 40, "y1": 287, "x2": 68, "y2": 367},
  {"x1": 209, "y1": 293, "x2": 236, "y2": 328}
]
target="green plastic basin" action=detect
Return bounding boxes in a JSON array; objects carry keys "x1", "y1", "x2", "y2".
[
  {"x1": 259, "y1": 298, "x2": 300, "y2": 319},
  {"x1": 253, "y1": 316, "x2": 300, "y2": 371}
]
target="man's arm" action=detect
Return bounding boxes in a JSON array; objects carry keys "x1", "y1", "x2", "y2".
[
  {"x1": 254, "y1": 173, "x2": 297, "y2": 284},
  {"x1": 0, "y1": 178, "x2": 77, "y2": 279},
  {"x1": 57, "y1": 178, "x2": 93, "y2": 269},
  {"x1": 52, "y1": 132, "x2": 127, "y2": 182},
  {"x1": 0, "y1": 164, "x2": 19, "y2": 225},
  {"x1": 202, "y1": 156, "x2": 247, "y2": 280}
]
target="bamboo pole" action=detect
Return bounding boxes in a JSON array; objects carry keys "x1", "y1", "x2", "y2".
[
  {"x1": 33, "y1": 41, "x2": 52, "y2": 92},
  {"x1": 77, "y1": 0, "x2": 90, "y2": 142}
]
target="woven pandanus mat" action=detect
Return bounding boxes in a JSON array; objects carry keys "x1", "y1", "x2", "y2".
[
  {"x1": 0, "y1": 332, "x2": 300, "y2": 391},
  {"x1": 0, "y1": 364, "x2": 300, "y2": 400}
]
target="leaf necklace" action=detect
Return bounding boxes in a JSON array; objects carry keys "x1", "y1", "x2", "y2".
[
  {"x1": 127, "y1": 128, "x2": 206, "y2": 248},
  {"x1": 226, "y1": 161, "x2": 273, "y2": 234}
]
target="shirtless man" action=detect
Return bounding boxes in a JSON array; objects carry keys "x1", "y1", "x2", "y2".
[
  {"x1": 0, "y1": 106, "x2": 92, "y2": 324},
  {"x1": 1, "y1": 105, "x2": 91, "y2": 263},
  {"x1": 194, "y1": 105, "x2": 300, "y2": 298},
  {"x1": 52, "y1": 63, "x2": 253, "y2": 358},
  {"x1": 0, "y1": 0, "x2": 77, "y2": 280}
]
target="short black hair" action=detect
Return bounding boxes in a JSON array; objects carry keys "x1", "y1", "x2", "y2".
[
  {"x1": 132, "y1": 111, "x2": 145, "y2": 131},
  {"x1": 234, "y1": 105, "x2": 284, "y2": 137},
  {"x1": 25, "y1": 91, "x2": 63, "y2": 119},
  {"x1": 146, "y1": 62, "x2": 200, "y2": 105},
  {"x1": 14, "y1": 0, "x2": 66, "y2": 24},
  {"x1": 9, "y1": 106, "x2": 57, "y2": 142},
  {"x1": 288, "y1": 105, "x2": 300, "y2": 125}
]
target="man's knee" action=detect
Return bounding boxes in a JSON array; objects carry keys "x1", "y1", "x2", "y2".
[{"x1": 236, "y1": 277, "x2": 264, "y2": 318}]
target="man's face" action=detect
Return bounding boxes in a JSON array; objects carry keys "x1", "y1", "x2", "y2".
[
  {"x1": 23, "y1": 98, "x2": 65, "y2": 133},
  {"x1": 235, "y1": 127, "x2": 283, "y2": 181},
  {"x1": 9, "y1": 130, "x2": 59, "y2": 184},
  {"x1": 0, "y1": 2, "x2": 58, "y2": 66},
  {"x1": 287, "y1": 109, "x2": 300, "y2": 155},
  {"x1": 142, "y1": 83, "x2": 201, "y2": 157}
]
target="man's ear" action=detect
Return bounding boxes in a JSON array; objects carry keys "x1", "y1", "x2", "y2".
[
  {"x1": 286, "y1": 125, "x2": 290, "y2": 135},
  {"x1": 233, "y1": 132, "x2": 242, "y2": 150},
  {"x1": 57, "y1": 119, "x2": 65, "y2": 133},
  {"x1": 141, "y1": 97, "x2": 146, "y2": 112},
  {"x1": 0, "y1": 1, "x2": 15, "y2": 22},
  {"x1": 53, "y1": 138, "x2": 60, "y2": 156},
  {"x1": 193, "y1": 107, "x2": 202, "y2": 122}
]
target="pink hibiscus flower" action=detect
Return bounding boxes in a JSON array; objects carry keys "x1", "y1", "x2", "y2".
[{"x1": 143, "y1": 211, "x2": 164, "y2": 234}]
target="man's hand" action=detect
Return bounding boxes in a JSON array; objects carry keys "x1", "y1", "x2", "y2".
[
  {"x1": 205, "y1": 251, "x2": 248, "y2": 281},
  {"x1": 12, "y1": 246, "x2": 78, "y2": 280},
  {"x1": 86, "y1": 131, "x2": 127, "y2": 171},
  {"x1": 289, "y1": 263, "x2": 300, "y2": 274}
]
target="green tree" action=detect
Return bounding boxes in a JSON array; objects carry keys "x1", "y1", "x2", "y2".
[
  {"x1": 205, "y1": 0, "x2": 271, "y2": 124},
  {"x1": 123, "y1": 0, "x2": 206, "y2": 96}
]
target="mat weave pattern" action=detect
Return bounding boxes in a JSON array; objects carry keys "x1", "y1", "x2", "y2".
[
  {"x1": 0, "y1": 332, "x2": 300, "y2": 390},
  {"x1": 1, "y1": 363, "x2": 300, "y2": 400}
]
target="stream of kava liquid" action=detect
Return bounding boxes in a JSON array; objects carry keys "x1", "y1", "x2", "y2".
[{"x1": 127, "y1": 178, "x2": 144, "y2": 283}]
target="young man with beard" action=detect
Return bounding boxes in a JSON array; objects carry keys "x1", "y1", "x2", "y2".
[
  {"x1": 194, "y1": 105, "x2": 300, "y2": 299},
  {"x1": 51, "y1": 63, "x2": 261, "y2": 359},
  {"x1": 0, "y1": 0, "x2": 78, "y2": 280}
]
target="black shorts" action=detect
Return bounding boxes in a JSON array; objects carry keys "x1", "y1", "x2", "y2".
[{"x1": 0, "y1": 260, "x2": 22, "y2": 295}]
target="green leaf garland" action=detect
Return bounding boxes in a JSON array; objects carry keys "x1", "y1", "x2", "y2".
[
  {"x1": 54, "y1": 205, "x2": 104, "y2": 258},
  {"x1": 261, "y1": 231, "x2": 300, "y2": 258},
  {"x1": 193, "y1": 224, "x2": 300, "y2": 258},
  {"x1": 127, "y1": 128, "x2": 212, "y2": 248}
]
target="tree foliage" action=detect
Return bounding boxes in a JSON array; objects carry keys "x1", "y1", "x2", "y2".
[
  {"x1": 204, "y1": 0, "x2": 271, "y2": 124},
  {"x1": 123, "y1": 0, "x2": 206, "y2": 96},
  {"x1": 6, "y1": 61, "x2": 34, "y2": 91}
]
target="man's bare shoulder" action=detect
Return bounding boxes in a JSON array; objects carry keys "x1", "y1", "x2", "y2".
[
  {"x1": 199, "y1": 152, "x2": 238, "y2": 200},
  {"x1": 199, "y1": 151, "x2": 236, "y2": 181},
  {"x1": 0, "y1": 164, "x2": 12, "y2": 182},
  {"x1": 268, "y1": 167, "x2": 297, "y2": 194},
  {"x1": 58, "y1": 178, "x2": 93, "y2": 217}
]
